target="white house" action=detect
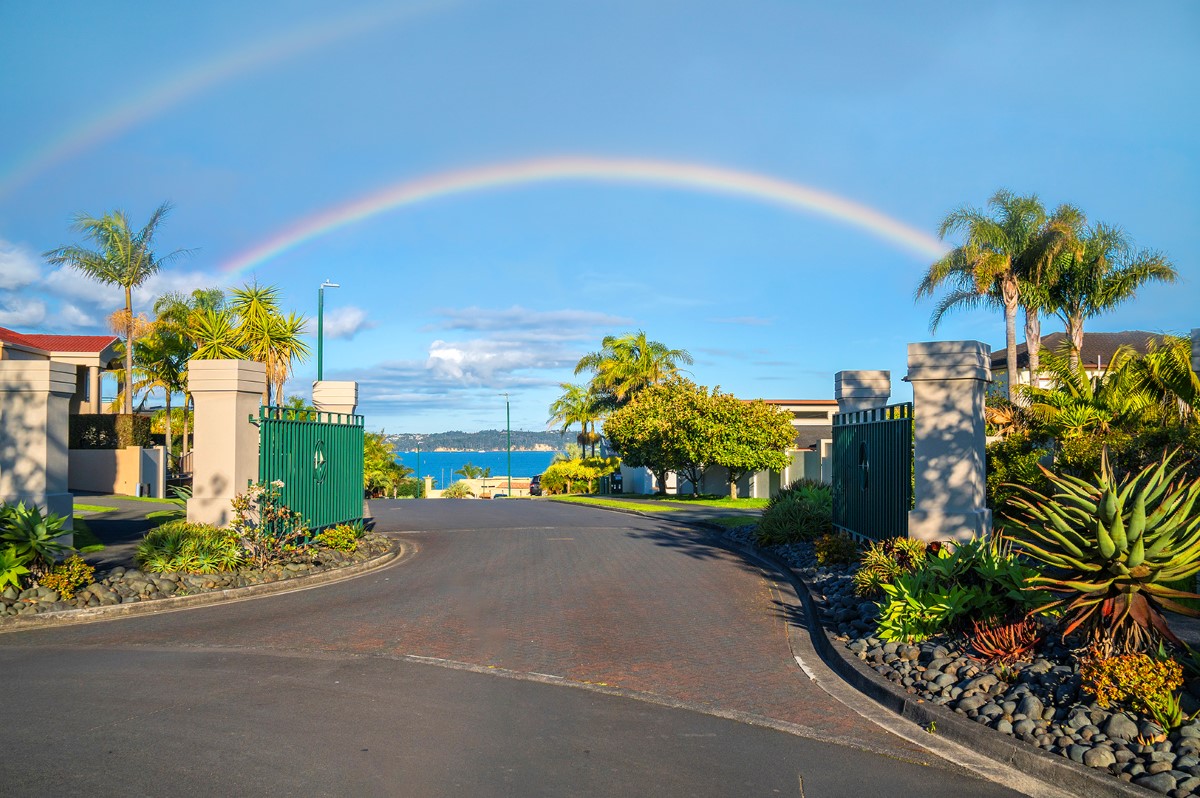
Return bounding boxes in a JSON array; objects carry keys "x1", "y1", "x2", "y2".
[{"x1": 990, "y1": 330, "x2": 1167, "y2": 394}]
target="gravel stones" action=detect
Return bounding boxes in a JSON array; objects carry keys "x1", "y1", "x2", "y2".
[{"x1": 1135, "y1": 772, "x2": 1179, "y2": 794}]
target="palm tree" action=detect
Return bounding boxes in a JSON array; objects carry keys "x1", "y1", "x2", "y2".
[
  {"x1": 228, "y1": 283, "x2": 311, "y2": 405},
  {"x1": 455, "y1": 462, "x2": 488, "y2": 479},
  {"x1": 1022, "y1": 347, "x2": 1152, "y2": 439},
  {"x1": 575, "y1": 331, "x2": 693, "y2": 406},
  {"x1": 547, "y1": 383, "x2": 601, "y2": 456},
  {"x1": 44, "y1": 203, "x2": 189, "y2": 414},
  {"x1": 1129, "y1": 335, "x2": 1199, "y2": 424},
  {"x1": 917, "y1": 191, "x2": 1050, "y2": 401},
  {"x1": 1047, "y1": 223, "x2": 1177, "y2": 370},
  {"x1": 133, "y1": 327, "x2": 188, "y2": 471},
  {"x1": 1015, "y1": 204, "x2": 1086, "y2": 385}
]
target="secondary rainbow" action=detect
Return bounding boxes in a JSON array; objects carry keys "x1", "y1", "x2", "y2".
[
  {"x1": 222, "y1": 156, "x2": 949, "y2": 277},
  {"x1": 0, "y1": 1, "x2": 450, "y2": 198}
]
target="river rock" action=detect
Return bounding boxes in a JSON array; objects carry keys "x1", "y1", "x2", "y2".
[
  {"x1": 1134, "y1": 772, "x2": 1177, "y2": 794},
  {"x1": 1082, "y1": 747, "x2": 1116, "y2": 769}
]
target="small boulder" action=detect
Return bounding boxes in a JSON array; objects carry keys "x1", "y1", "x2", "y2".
[
  {"x1": 1082, "y1": 747, "x2": 1116, "y2": 769},
  {"x1": 1133, "y1": 771, "x2": 1177, "y2": 794}
]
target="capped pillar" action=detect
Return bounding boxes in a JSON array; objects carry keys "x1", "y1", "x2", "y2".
[
  {"x1": 834, "y1": 370, "x2": 891, "y2": 415},
  {"x1": 187, "y1": 360, "x2": 266, "y2": 527},
  {"x1": 312, "y1": 380, "x2": 358, "y2": 417},
  {"x1": 0, "y1": 361, "x2": 75, "y2": 534},
  {"x1": 905, "y1": 341, "x2": 992, "y2": 543}
]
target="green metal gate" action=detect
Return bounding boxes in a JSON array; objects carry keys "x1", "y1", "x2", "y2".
[
  {"x1": 832, "y1": 402, "x2": 912, "y2": 542},
  {"x1": 257, "y1": 406, "x2": 364, "y2": 533}
]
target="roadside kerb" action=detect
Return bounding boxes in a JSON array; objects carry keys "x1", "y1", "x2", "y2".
[
  {"x1": 554, "y1": 499, "x2": 1139, "y2": 798},
  {"x1": 0, "y1": 540, "x2": 410, "y2": 635}
]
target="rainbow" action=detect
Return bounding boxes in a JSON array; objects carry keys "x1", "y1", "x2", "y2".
[
  {"x1": 0, "y1": 1, "x2": 450, "y2": 198},
  {"x1": 222, "y1": 156, "x2": 949, "y2": 276}
]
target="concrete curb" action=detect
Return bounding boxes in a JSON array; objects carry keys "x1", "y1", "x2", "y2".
[
  {"x1": 721, "y1": 536, "x2": 1144, "y2": 798},
  {"x1": 0, "y1": 540, "x2": 410, "y2": 635},
  {"x1": 551, "y1": 500, "x2": 1140, "y2": 797}
]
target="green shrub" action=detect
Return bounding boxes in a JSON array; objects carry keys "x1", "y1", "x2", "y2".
[
  {"x1": 69, "y1": 413, "x2": 153, "y2": 449},
  {"x1": 874, "y1": 537, "x2": 1044, "y2": 643},
  {"x1": 754, "y1": 479, "x2": 832, "y2": 545},
  {"x1": 39, "y1": 555, "x2": 96, "y2": 600},
  {"x1": 853, "y1": 537, "x2": 928, "y2": 597},
  {"x1": 1007, "y1": 448, "x2": 1200, "y2": 654},
  {"x1": 317, "y1": 523, "x2": 363, "y2": 553},
  {"x1": 0, "y1": 502, "x2": 70, "y2": 576},
  {"x1": 229, "y1": 482, "x2": 309, "y2": 568},
  {"x1": 986, "y1": 433, "x2": 1052, "y2": 519},
  {"x1": 136, "y1": 520, "x2": 243, "y2": 573},
  {"x1": 0, "y1": 545, "x2": 31, "y2": 590},
  {"x1": 442, "y1": 481, "x2": 475, "y2": 499},
  {"x1": 1081, "y1": 648, "x2": 1185, "y2": 730},
  {"x1": 814, "y1": 532, "x2": 859, "y2": 565}
]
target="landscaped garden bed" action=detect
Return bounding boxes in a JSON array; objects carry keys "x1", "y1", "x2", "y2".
[{"x1": 727, "y1": 453, "x2": 1200, "y2": 798}]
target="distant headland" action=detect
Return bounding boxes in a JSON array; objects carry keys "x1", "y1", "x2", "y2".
[{"x1": 383, "y1": 429, "x2": 571, "y2": 453}]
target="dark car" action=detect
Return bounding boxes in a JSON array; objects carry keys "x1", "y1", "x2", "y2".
[
  {"x1": 609, "y1": 471, "x2": 623, "y2": 494},
  {"x1": 529, "y1": 474, "x2": 542, "y2": 496}
]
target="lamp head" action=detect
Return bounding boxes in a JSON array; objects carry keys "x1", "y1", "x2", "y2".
[{"x1": 321, "y1": 280, "x2": 340, "y2": 289}]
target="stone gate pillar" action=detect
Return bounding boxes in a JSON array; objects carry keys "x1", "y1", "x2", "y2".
[
  {"x1": 312, "y1": 381, "x2": 358, "y2": 416},
  {"x1": 905, "y1": 341, "x2": 992, "y2": 543},
  {"x1": 834, "y1": 370, "x2": 891, "y2": 415},
  {"x1": 187, "y1": 360, "x2": 266, "y2": 526},
  {"x1": 0, "y1": 361, "x2": 75, "y2": 536}
]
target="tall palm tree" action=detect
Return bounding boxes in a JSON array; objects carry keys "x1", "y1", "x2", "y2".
[
  {"x1": 44, "y1": 202, "x2": 189, "y2": 414},
  {"x1": 1015, "y1": 204, "x2": 1086, "y2": 385},
  {"x1": 917, "y1": 191, "x2": 1048, "y2": 401},
  {"x1": 574, "y1": 330, "x2": 693, "y2": 406},
  {"x1": 547, "y1": 383, "x2": 601, "y2": 456},
  {"x1": 228, "y1": 283, "x2": 310, "y2": 405},
  {"x1": 1048, "y1": 223, "x2": 1177, "y2": 370},
  {"x1": 133, "y1": 326, "x2": 188, "y2": 471}
]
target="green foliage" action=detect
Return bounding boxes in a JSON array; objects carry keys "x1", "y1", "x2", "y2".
[
  {"x1": 317, "y1": 523, "x2": 363, "y2": 553},
  {"x1": 853, "y1": 537, "x2": 928, "y2": 598},
  {"x1": 1007, "y1": 448, "x2": 1200, "y2": 653},
  {"x1": 987, "y1": 433, "x2": 1052, "y2": 518},
  {"x1": 574, "y1": 330, "x2": 694, "y2": 407},
  {"x1": 1081, "y1": 649, "x2": 1187, "y2": 730},
  {"x1": 455, "y1": 462, "x2": 491, "y2": 479},
  {"x1": 68, "y1": 413, "x2": 153, "y2": 449},
  {"x1": 814, "y1": 532, "x2": 859, "y2": 566},
  {"x1": 39, "y1": 555, "x2": 96, "y2": 600},
  {"x1": 364, "y1": 431, "x2": 412, "y2": 497},
  {"x1": 0, "y1": 546, "x2": 31, "y2": 590},
  {"x1": 539, "y1": 457, "x2": 620, "y2": 494},
  {"x1": 708, "y1": 394, "x2": 795, "y2": 498},
  {"x1": 229, "y1": 482, "x2": 310, "y2": 568},
  {"x1": 393, "y1": 478, "x2": 423, "y2": 498},
  {"x1": 874, "y1": 537, "x2": 1044, "y2": 643},
  {"x1": 136, "y1": 520, "x2": 243, "y2": 573},
  {"x1": 0, "y1": 502, "x2": 70, "y2": 575},
  {"x1": 441, "y1": 481, "x2": 475, "y2": 499},
  {"x1": 754, "y1": 480, "x2": 832, "y2": 545}
]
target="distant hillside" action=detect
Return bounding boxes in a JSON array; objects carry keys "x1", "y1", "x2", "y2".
[{"x1": 384, "y1": 429, "x2": 573, "y2": 452}]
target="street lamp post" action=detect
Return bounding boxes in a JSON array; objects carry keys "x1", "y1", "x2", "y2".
[
  {"x1": 501, "y1": 392, "x2": 511, "y2": 496},
  {"x1": 317, "y1": 279, "x2": 340, "y2": 381},
  {"x1": 414, "y1": 435, "x2": 422, "y2": 498}
]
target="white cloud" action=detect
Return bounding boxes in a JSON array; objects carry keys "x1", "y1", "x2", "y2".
[
  {"x1": 323, "y1": 306, "x2": 374, "y2": 340},
  {"x1": 0, "y1": 240, "x2": 41, "y2": 289},
  {"x1": 59, "y1": 304, "x2": 98, "y2": 328},
  {"x1": 429, "y1": 306, "x2": 632, "y2": 341},
  {"x1": 0, "y1": 296, "x2": 47, "y2": 327}
]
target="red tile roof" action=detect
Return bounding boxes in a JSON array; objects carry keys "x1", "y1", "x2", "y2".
[{"x1": 0, "y1": 326, "x2": 117, "y2": 353}]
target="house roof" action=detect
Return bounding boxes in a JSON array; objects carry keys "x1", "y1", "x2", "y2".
[
  {"x1": 792, "y1": 425, "x2": 832, "y2": 450},
  {"x1": 991, "y1": 331, "x2": 1167, "y2": 371},
  {"x1": 0, "y1": 326, "x2": 118, "y2": 354}
]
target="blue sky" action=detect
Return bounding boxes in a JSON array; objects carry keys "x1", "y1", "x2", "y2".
[{"x1": 1, "y1": 1, "x2": 1197, "y2": 434}]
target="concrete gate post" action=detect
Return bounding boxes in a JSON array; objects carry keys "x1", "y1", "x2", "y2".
[
  {"x1": 905, "y1": 341, "x2": 992, "y2": 544},
  {"x1": 834, "y1": 370, "x2": 892, "y2": 414},
  {"x1": 0, "y1": 361, "x2": 75, "y2": 537},
  {"x1": 187, "y1": 360, "x2": 266, "y2": 527},
  {"x1": 312, "y1": 381, "x2": 358, "y2": 416}
]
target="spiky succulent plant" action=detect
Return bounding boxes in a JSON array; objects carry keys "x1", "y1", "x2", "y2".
[{"x1": 1007, "y1": 449, "x2": 1200, "y2": 653}]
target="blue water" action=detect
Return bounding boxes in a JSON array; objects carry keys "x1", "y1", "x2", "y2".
[{"x1": 394, "y1": 451, "x2": 557, "y2": 486}]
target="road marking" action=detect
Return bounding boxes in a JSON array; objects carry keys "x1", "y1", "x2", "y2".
[{"x1": 794, "y1": 655, "x2": 818, "y2": 681}]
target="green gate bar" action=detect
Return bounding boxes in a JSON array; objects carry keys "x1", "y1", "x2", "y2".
[
  {"x1": 258, "y1": 405, "x2": 364, "y2": 534},
  {"x1": 832, "y1": 402, "x2": 913, "y2": 542}
]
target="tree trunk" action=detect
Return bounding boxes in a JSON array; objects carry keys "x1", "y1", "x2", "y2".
[
  {"x1": 653, "y1": 469, "x2": 669, "y2": 495},
  {"x1": 1067, "y1": 313, "x2": 1084, "y2": 372},
  {"x1": 728, "y1": 473, "x2": 739, "y2": 500},
  {"x1": 124, "y1": 287, "x2": 134, "y2": 415},
  {"x1": 164, "y1": 391, "x2": 173, "y2": 475},
  {"x1": 1003, "y1": 288, "x2": 1020, "y2": 403},
  {"x1": 1023, "y1": 307, "x2": 1041, "y2": 393}
]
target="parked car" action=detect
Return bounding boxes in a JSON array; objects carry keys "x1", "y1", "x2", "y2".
[{"x1": 529, "y1": 474, "x2": 542, "y2": 496}]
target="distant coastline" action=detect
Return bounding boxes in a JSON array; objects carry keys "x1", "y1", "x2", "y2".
[{"x1": 384, "y1": 430, "x2": 570, "y2": 453}]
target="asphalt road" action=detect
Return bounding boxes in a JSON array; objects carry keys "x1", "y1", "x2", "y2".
[{"x1": 2, "y1": 499, "x2": 1029, "y2": 797}]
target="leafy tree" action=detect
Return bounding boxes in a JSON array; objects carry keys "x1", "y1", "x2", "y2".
[
  {"x1": 708, "y1": 392, "x2": 795, "y2": 499},
  {"x1": 229, "y1": 283, "x2": 311, "y2": 405},
  {"x1": 1130, "y1": 335, "x2": 1200, "y2": 424},
  {"x1": 44, "y1": 202, "x2": 190, "y2": 414},
  {"x1": 154, "y1": 288, "x2": 227, "y2": 460},
  {"x1": 575, "y1": 330, "x2": 693, "y2": 408},
  {"x1": 1047, "y1": 222, "x2": 1177, "y2": 369},
  {"x1": 364, "y1": 431, "x2": 413, "y2": 497},
  {"x1": 540, "y1": 456, "x2": 620, "y2": 494},
  {"x1": 604, "y1": 380, "x2": 708, "y2": 494},
  {"x1": 1022, "y1": 346, "x2": 1152, "y2": 440},
  {"x1": 917, "y1": 191, "x2": 1061, "y2": 401}
]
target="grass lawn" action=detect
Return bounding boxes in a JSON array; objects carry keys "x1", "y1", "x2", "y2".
[
  {"x1": 73, "y1": 503, "x2": 118, "y2": 514},
  {"x1": 621, "y1": 493, "x2": 769, "y2": 510},
  {"x1": 109, "y1": 494, "x2": 178, "y2": 504},
  {"x1": 70, "y1": 519, "x2": 105, "y2": 553},
  {"x1": 146, "y1": 508, "x2": 185, "y2": 524},
  {"x1": 549, "y1": 496, "x2": 682, "y2": 513}
]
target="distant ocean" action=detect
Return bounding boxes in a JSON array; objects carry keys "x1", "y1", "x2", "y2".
[{"x1": 393, "y1": 450, "x2": 557, "y2": 486}]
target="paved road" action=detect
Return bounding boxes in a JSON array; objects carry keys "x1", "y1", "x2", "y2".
[{"x1": 2, "y1": 500, "x2": 1027, "y2": 797}]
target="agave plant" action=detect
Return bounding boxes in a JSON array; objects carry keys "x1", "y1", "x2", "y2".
[
  {"x1": 1007, "y1": 449, "x2": 1200, "y2": 653},
  {"x1": 0, "y1": 502, "x2": 70, "y2": 576}
]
